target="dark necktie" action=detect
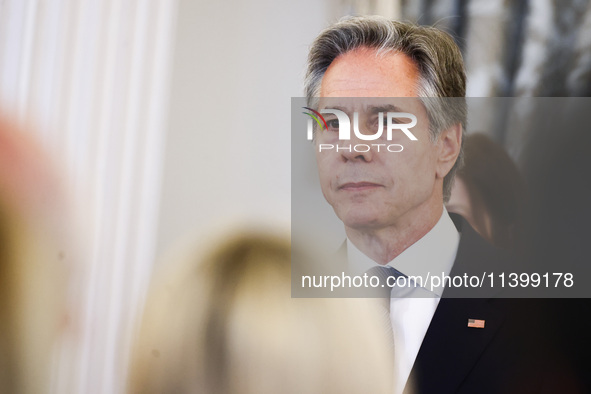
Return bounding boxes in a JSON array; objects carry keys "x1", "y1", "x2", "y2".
[{"x1": 365, "y1": 265, "x2": 406, "y2": 298}]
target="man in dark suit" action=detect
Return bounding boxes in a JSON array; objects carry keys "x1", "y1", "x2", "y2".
[{"x1": 302, "y1": 16, "x2": 581, "y2": 394}]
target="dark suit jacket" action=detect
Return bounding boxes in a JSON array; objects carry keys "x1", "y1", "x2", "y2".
[
  {"x1": 402, "y1": 214, "x2": 519, "y2": 393},
  {"x1": 316, "y1": 213, "x2": 586, "y2": 393},
  {"x1": 404, "y1": 214, "x2": 585, "y2": 394}
]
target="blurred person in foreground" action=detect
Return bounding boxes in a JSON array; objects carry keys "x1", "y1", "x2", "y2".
[
  {"x1": 301, "y1": 16, "x2": 580, "y2": 394},
  {"x1": 0, "y1": 115, "x2": 68, "y2": 394},
  {"x1": 447, "y1": 133, "x2": 526, "y2": 251},
  {"x1": 128, "y1": 232, "x2": 394, "y2": 394}
]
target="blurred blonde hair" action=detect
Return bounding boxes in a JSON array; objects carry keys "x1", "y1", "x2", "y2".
[
  {"x1": 0, "y1": 116, "x2": 67, "y2": 394},
  {"x1": 129, "y1": 232, "x2": 393, "y2": 394}
]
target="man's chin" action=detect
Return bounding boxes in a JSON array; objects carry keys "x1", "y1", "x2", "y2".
[{"x1": 339, "y1": 214, "x2": 383, "y2": 232}]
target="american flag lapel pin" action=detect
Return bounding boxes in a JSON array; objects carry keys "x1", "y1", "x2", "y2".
[{"x1": 468, "y1": 318, "x2": 485, "y2": 328}]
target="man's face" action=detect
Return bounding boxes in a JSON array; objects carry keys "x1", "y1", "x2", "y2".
[{"x1": 315, "y1": 47, "x2": 448, "y2": 232}]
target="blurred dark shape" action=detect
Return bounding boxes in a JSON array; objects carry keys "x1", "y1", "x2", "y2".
[
  {"x1": 447, "y1": 133, "x2": 526, "y2": 251},
  {"x1": 0, "y1": 114, "x2": 68, "y2": 394},
  {"x1": 519, "y1": 98, "x2": 591, "y2": 392},
  {"x1": 129, "y1": 232, "x2": 393, "y2": 394}
]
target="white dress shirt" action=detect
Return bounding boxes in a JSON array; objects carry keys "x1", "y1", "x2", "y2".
[{"x1": 347, "y1": 208, "x2": 460, "y2": 394}]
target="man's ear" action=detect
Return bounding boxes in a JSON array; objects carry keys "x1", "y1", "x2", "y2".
[{"x1": 436, "y1": 123, "x2": 462, "y2": 179}]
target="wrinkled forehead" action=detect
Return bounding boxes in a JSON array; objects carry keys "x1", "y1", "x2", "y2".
[{"x1": 316, "y1": 97, "x2": 426, "y2": 117}]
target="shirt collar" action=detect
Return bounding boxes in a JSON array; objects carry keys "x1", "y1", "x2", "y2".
[{"x1": 347, "y1": 207, "x2": 460, "y2": 296}]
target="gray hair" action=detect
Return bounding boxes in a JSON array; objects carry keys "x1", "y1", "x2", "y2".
[{"x1": 305, "y1": 16, "x2": 467, "y2": 201}]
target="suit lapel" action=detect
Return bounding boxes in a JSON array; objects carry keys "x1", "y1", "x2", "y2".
[
  {"x1": 405, "y1": 297, "x2": 507, "y2": 393},
  {"x1": 404, "y1": 215, "x2": 508, "y2": 394}
]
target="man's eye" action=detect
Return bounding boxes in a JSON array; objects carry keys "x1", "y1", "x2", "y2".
[{"x1": 326, "y1": 119, "x2": 339, "y2": 130}]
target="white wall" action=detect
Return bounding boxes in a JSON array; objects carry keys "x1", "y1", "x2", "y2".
[{"x1": 156, "y1": 0, "x2": 332, "y2": 257}]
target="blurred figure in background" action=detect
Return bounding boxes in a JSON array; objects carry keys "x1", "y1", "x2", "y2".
[
  {"x1": 0, "y1": 115, "x2": 68, "y2": 394},
  {"x1": 447, "y1": 133, "x2": 526, "y2": 251},
  {"x1": 129, "y1": 232, "x2": 394, "y2": 394}
]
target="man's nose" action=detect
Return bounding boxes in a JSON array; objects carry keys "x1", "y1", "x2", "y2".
[{"x1": 339, "y1": 130, "x2": 374, "y2": 162}]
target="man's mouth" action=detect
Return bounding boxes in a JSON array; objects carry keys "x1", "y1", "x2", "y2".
[{"x1": 338, "y1": 182, "x2": 383, "y2": 191}]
